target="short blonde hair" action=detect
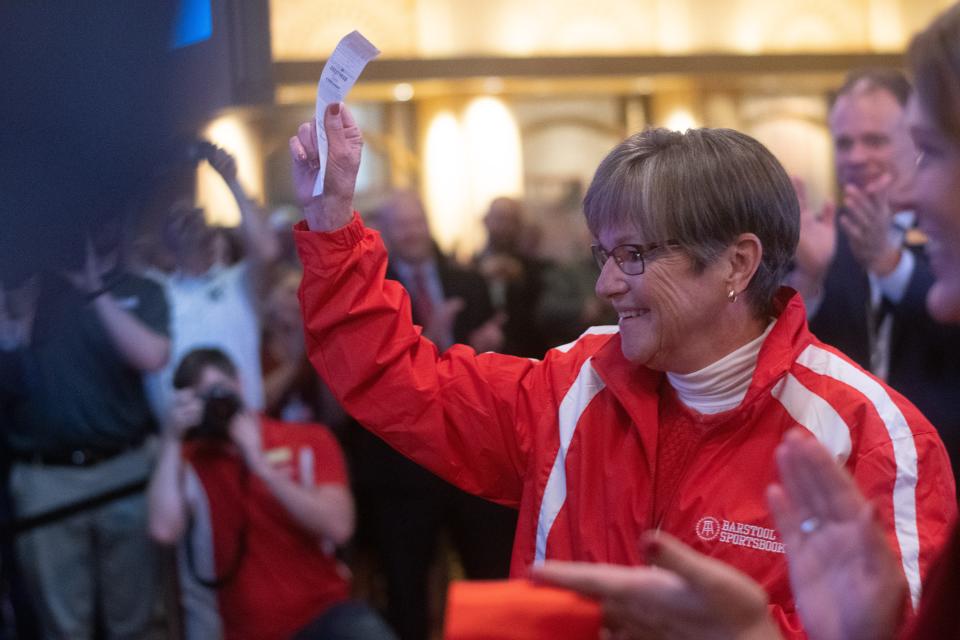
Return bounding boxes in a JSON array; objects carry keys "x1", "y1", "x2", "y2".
[{"x1": 583, "y1": 128, "x2": 799, "y2": 316}]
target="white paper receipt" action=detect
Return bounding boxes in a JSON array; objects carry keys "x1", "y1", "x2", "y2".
[{"x1": 313, "y1": 31, "x2": 381, "y2": 196}]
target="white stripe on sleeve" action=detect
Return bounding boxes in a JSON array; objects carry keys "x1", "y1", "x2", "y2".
[
  {"x1": 796, "y1": 344, "x2": 922, "y2": 607},
  {"x1": 534, "y1": 359, "x2": 605, "y2": 564},
  {"x1": 771, "y1": 373, "x2": 853, "y2": 464}
]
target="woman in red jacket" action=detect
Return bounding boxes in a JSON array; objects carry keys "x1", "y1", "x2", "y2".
[
  {"x1": 539, "y1": 4, "x2": 960, "y2": 639},
  {"x1": 290, "y1": 103, "x2": 954, "y2": 638}
]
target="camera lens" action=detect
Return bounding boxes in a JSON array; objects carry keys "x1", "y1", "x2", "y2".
[{"x1": 186, "y1": 386, "x2": 242, "y2": 441}]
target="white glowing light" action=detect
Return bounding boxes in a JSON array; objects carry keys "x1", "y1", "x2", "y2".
[
  {"x1": 463, "y1": 97, "x2": 524, "y2": 247},
  {"x1": 664, "y1": 109, "x2": 698, "y2": 132},
  {"x1": 198, "y1": 115, "x2": 261, "y2": 226},
  {"x1": 422, "y1": 97, "x2": 524, "y2": 258},
  {"x1": 393, "y1": 82, "x2": 414, "y2": 102},
  {"x1": 423, "y1": 112, "x2": 468, "y2": 252}
]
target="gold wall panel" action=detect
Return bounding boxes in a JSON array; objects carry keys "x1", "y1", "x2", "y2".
[{"x1": 270, "y1": 0, "x2": 955, "y2": 60}]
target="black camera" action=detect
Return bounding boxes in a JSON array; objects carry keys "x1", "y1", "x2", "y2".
[
  {"x1": 186, "y1": 139, "x2": 218, "y2": 165},
  {"x1": 184, "y1": 386, "x2": 243, "y2": 441}
]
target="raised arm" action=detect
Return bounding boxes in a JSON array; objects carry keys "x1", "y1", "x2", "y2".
[
  {"x1": 66, "y1": 240, "x2": 170, "y2": 372},
  {"x1": 291, "y1": 104, "x2": 534, "y2": 506},
  {"x1": 208, "y1": 146, "x2": 279, "y2": 266},
  {"x1": 90, "y1": 293, "x2": 170, "y2": 371}
]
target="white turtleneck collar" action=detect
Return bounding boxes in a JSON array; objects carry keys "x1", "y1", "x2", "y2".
[{"x1": 666, "y1": 319, "x2": 776, "y2": 415}]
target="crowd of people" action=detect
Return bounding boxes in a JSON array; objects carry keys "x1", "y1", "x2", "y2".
[
  {"x1": 2, "y1": 2, "x2": 960, "y2": 640},
  {"x1": 0, "y1": 115, "x2": 592, "y2": 640}
]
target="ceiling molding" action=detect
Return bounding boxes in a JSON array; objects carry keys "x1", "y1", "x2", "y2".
[{"x1": 276, "y1": 53, "x2": 905, "y2": 84}]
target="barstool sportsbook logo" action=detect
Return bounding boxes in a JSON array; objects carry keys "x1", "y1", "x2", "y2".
[{"x1": 696, "y1": 516, "x2": 784, "y2": 554}]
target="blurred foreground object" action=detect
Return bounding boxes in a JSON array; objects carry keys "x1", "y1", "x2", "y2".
[{"x1": 443, "y1": 580, "x2": 601, "y2": 640}]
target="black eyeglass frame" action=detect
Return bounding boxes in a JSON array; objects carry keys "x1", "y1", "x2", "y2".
[{"x1": 591, "y1": 240, "x2": 682, "y2": 275}]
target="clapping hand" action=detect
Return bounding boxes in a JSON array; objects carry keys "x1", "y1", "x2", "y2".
[
  {"x1": 468, "y1": 312, "x2": 506, "y2": 353},
  {"x1": 532, "y1": 429, "x2": 909, "y2": 640},
  {"x1": 838, "y1": 174, "x2": 901, "y2": 276},
  {"x1": 791, "y1": 176, "x2": 838, "y2": 290},
  {"x1": 533, "y1": 531, "x2": 780, "y2": 640},
  {"x1": 767, "y1": 430, "x2": 906, "y2": 640}
]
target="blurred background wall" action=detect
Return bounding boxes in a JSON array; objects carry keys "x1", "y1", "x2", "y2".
[{"x1": 7, "y1": 0, "x2": 953, "y2": 267}]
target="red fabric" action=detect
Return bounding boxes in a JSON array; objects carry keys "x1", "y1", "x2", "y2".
[
  {"x1": 184, "y1": 416, "x2": 351, "y2": 640},
  {"x1": 443, "y1": 580, "x2": 601, "y2": 640},
  {"x1": 295, "y1": 215, "x2": 956, "y2": 639},
  {"x1": 902, "y1": 519, "x2": 960, "y2": 639},
  {"x1": 652, "y1": 387, "x2": 707, "y2": 524}
]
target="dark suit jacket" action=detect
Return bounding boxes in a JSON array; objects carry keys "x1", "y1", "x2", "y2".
[
  {"x1": 388, "y1": 252, "x2": 495, "y2": 344},
  {"x1": 810, "y1": 232, "x2": 960, "y2": 481},
  {"x1": 353, "y1": 252, "x2": 497, "y2": 494}
]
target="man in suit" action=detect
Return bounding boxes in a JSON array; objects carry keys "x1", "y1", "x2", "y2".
[
  {"x1": 789, "y1": 69, "x2": 960, "y2": 481},
  {"x1": 350, "y1": 191, "x2": 516, "y2": 640},
  {"x1": 474, "y1": 197, "x2": 549, "y2": 358},
  {"x1": 376, "y1": 191, "x2": 503, "y2": 354}
]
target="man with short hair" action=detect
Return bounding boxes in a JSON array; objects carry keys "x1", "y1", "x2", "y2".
[
  {"x1": 789, "y1": 69, "x2": 960, "y2": 479},
  {"x1": 147, "y1": 347, "x2": 394, "y2": 640},
  {"x1": 378, "y1": 191, "x2": 503, "y2": 353}
]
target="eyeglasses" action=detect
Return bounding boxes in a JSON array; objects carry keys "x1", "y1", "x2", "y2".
[{"x1": 591, "y1": 240, "x2": 682, "y2": 275}]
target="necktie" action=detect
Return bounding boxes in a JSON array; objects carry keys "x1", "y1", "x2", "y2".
[{"x1": 412, "y1": 266, "x2": 434, "y2": 326}]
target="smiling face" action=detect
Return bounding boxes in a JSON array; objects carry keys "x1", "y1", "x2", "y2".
[
  {"x1": 905, "y1": 96, "x2": 960, "y2": 322},
  {"x1": 830, "y1": 87, "x2": 915, "y2": 191},
  {"x1": 594, "y1": 225, "x2": 735, "y2": 373}
]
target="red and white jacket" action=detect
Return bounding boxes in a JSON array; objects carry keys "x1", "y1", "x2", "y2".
[{"x1": 296, "y1": 215, "x2": 956, "y2": 638}]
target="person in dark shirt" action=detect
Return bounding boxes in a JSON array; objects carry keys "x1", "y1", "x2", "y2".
[{"x1": 2, "y1": 219, "x2": 170, "y2": 639}]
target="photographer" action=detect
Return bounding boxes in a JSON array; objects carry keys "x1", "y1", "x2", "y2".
[{"x1": 147, "y1": 348, "x2": 395, "y2": 640}]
